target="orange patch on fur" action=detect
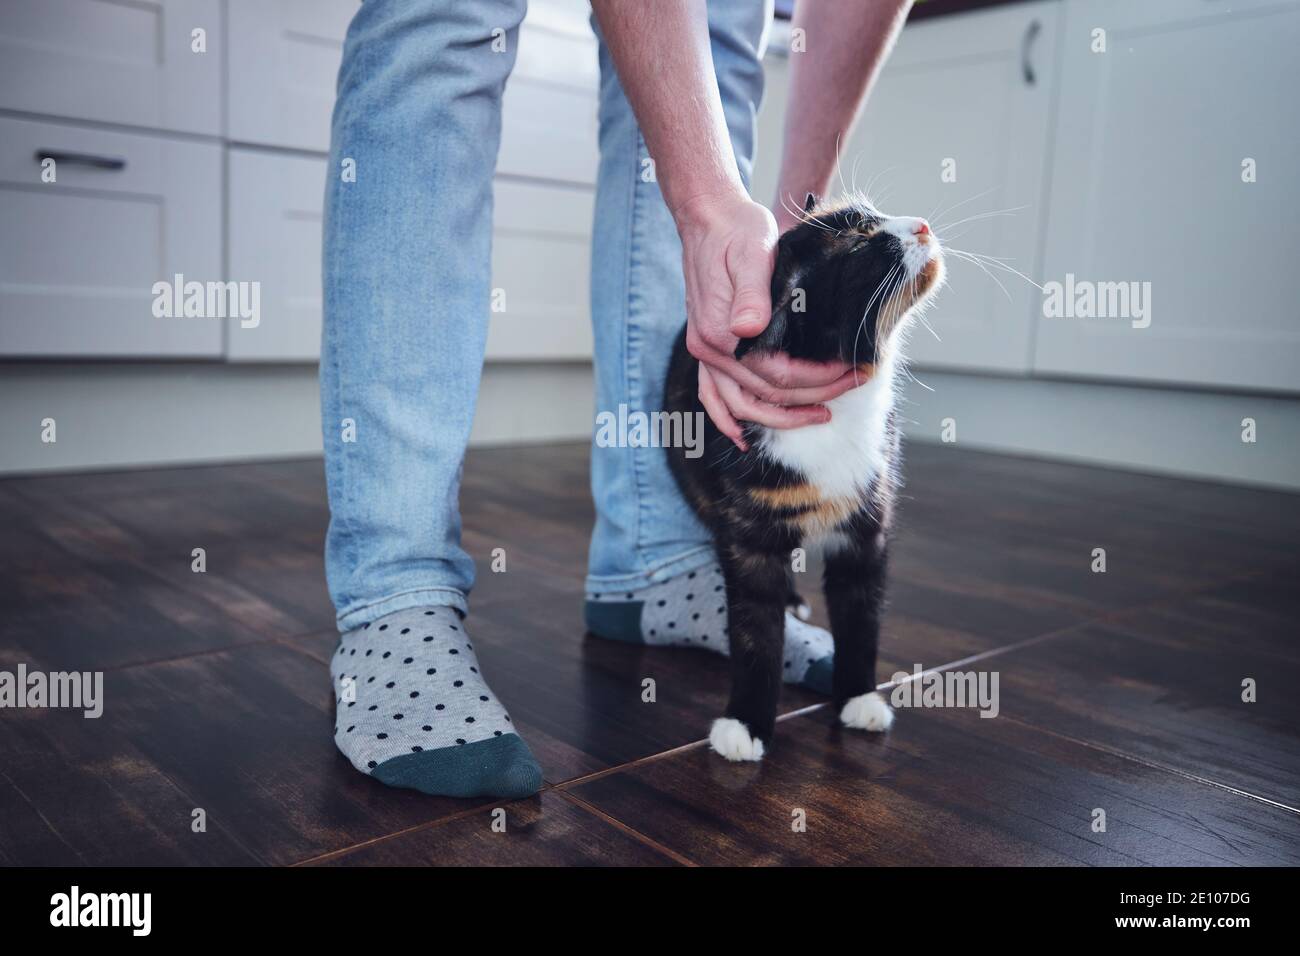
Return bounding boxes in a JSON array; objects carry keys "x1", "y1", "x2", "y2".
[
  {"x1": 749, "y1": 483, "x2": 822, "y2": 510},
  {"x1": 796, "y1": 496, "x2": 859, "y2": 537},
  {"x1": 750, "y1": 484, "x2": 860, "y2": 536}
]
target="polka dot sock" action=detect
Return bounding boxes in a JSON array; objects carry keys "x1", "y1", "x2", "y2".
[
  {"x1": 330, "y1": 605, "x2": 542, "y2": 799},
  {"x1": 583, "y1": 564, "x2": 834, "y2": 694}
]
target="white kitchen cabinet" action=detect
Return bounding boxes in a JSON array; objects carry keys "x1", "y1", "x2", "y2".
[
  {"x1": 487, "y1": 181, "x2": 594, "y2": 361},
  {"x1": 226, "y1": 0, "x2": 599, "y2": 176},
  {"x1": 499, "y1": 11, "x2": 600, "y2": 185},
  {"x1": 0, "y1": 0, "x2": 222, "y2": 136},
  {"x1": 1034, "y1": 0, "x2": 1300, "y2": 392},
  {"x1": 226, "y1": 0, "x2": 356, "y2": 153},
  {"x1": 226, "y1": 149, "x2": 326, "y2": 362},
  {"x1": 225, "y1": 161, "x2": 592, "y2": 363},
  {"x1": 843, "y1": 1, "x2": 1060, "y2": 373},
  {"x1": 0, "y1": 117, "x2": 222, "y2": 358}
]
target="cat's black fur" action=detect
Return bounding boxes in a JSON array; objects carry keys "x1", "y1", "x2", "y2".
[{"x1": 664, "y1": 194, "x2": 943, "y2": 754}]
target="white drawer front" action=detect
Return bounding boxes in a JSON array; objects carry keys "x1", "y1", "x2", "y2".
[
  {"x1": 226, "y1": 149, "x2": 326, "y2": 362},
  {"x1": 499, "y1": 20, "x2": 599, "y2": 184},
  {"x1": 226, "y1": 0, "x2": 356, "y2": 153},
  {"x1": 0, "y1": 0, "x2": 222, "y2": 136},
  {"x1": 487, "y1": 181, "x2": 593, "y2": 361},
  {"x1": 0, "y1": 117, "x2": 222, "y2": 358},
  {"x1": 226, "y1": 1, "x2": 597, "y2": 176},
  {"x1": 226, "y1": 164, "x2": 591, "y2": 364}
]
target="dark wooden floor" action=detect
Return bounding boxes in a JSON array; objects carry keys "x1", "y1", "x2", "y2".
[{"x1": 1, "y1": 442, "x2": 1297, "y2": 866}]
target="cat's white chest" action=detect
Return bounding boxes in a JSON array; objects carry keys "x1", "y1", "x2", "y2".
[{"x1": 756, "y1": 362, "x2": 897, "y2": 500}]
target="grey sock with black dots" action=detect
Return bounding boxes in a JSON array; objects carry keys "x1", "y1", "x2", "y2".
[
  {"x1": 583, "y1": 564, "x2": 834, "y2": 694},
  {"x1": 330, "y1": 605, "x2": 542, "y2": 799}
]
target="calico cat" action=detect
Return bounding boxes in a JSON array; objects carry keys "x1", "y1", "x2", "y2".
[{"x1": 664, "y1": 194, "x2": 944, "y2": 761}]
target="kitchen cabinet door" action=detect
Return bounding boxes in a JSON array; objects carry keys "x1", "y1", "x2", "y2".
[
  {"x1": 226, "y1": 149, "x2": 326, "y2": 362},
  {"x1": 499, "y1": 1, "x2": 599, "y2": 185},
  {"x1": 1034, "y1": 0, "x2": 1300, "y2": 392},
  {"x1": 487, "y1": 181, "x2": 594, "y2": 361},
  {"x1": 843, "y1": 1, "x2": 1060, "y2": 373}
]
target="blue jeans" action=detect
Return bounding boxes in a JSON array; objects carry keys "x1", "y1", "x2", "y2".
[{"x1": 322, "y1": 0, "x2": 772, "y2": 631}]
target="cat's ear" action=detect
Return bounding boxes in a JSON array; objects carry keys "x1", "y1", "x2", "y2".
[{"x1": 803, "y1": 192, "x2": 819, "y2": 214}]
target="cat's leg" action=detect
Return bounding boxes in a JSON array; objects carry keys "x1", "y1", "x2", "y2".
[
  {"x1": 823, "y1": 527, "x2": 895, "y2": 733},
  {"x1": 709, "y1": 541, "x2": 788, "y2": 761}
]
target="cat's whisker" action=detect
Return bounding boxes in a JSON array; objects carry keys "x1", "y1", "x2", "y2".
[
  {"x1": 902, "y1": 364, "x2": 935, "y2": 392},
  {"x1": 928, "y1": 185, "x2": 998, "y2": 228},
  {"x1": 860, "y1": 263, "x2": 910, "y2": 368},
  {"x1": 851, "y1": 261, "x2": 904, "y2": 377},
  {"x1": 933, "y1": 205, "x2": 1027, "y2": 233},
  {"x1": 945, "y1": 247, "x2": 1045, "y2": 292},
  {"x1": 834, "y1": 133, "x2": 852, "y2": 200},
  {"x1": 913, "y1": 294, "x2": 941, "y2": 343},
  {"x1": 849, "y1": 153, "x2": 867, "y2": 197},
  {"x1": 948, "y1": 249, "x2": 1014, "y2": 303},
  {"x1": 778, "y1": 193, "x2": 836, "y2": 234}
]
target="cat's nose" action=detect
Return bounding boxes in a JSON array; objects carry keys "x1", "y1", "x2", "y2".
[{"x1": 914, "y1": 220, "x2": 931, "y2": 236}]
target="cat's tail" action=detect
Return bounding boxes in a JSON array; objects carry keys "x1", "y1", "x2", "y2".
[{"x1": 785, "y1": 570, "x2": 812, "y2": 621}]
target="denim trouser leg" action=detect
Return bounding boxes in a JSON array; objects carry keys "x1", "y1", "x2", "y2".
[
  {"x1": 321, "y1": 0, "x2": 526, "y2": 631},
  {"x1": 585, "y1": 0, "x2": 774, "y2": 594}
]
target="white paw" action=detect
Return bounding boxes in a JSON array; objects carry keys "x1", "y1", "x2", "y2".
[
  {"x1": 709, "y1": 717, "x2": 766, "y2": 762},
  {"x1": 840, "y1": 691, "x2": 895, "y2": 732}
]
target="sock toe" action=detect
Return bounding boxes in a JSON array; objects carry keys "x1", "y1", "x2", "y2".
[
  {"x1": 802, "y1": 654, "x2": 834, "y2": 695},
  {"x1": 371, "y1": 733, "x2": 543, "y2": 799},
  {"x1": 583, "y1": 598, "x2": 646, "y2": 643}
]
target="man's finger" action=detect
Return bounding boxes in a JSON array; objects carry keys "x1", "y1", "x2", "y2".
[
  {"x1": 727, "y1": 241, "x2": 775, "y2": 339},
  {"x1": 743, "y1": 352, "x2": 861, "y2": 389},
  {"x1": 713, "y1": 372, "x2": 831, "y2": 430},
  {"x1": 698, "y1": 364, "x2": 747, "y2": 451},
  {"x1": 699, "y1": 346, "x2": 863, "y2": 407}
]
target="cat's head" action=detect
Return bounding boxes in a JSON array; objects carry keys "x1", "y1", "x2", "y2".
[{"x1": 737, "y1": 194, "x2": 945, "y2": 367}]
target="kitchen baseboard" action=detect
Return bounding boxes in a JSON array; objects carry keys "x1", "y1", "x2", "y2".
[
  {"x1": 0, "y1": 362, "x2": 595, "y2": 476},
  {"x1": 900, "y1": 370, "x2": 1300, "y2": 492}
]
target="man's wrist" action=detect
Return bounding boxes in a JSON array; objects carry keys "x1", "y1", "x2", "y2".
[{"x1": 669, "y1": 180, "x2": 752, "y2": 234}]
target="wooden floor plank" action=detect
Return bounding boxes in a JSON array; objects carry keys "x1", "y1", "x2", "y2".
[
  {"x1": 566, "y1": 702, "x2": 1300, "y2": 867},
  {"x1": 20, "y1": 641, "x2": 505, "y2": 865},
  {"x1": 309, "y1": 791, "x2": 678, "y2": 867},
  {"x1": 968, "y1": 571, "x2": 1300, "y2": 810},
  {"x1": 2, "y1": 441, "x2": 1296, "y2": 865},
  {"x1": 0, "y1": 706, "x2": 259, "y2": 866}
]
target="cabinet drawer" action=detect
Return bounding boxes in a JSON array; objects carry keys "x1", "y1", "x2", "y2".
[
  {"x1": 487, "y1": 181, "x2": 593, "y2": 360},
  {"x1": 0, "y1": 117, "x2": 222, "y2": 358},
  {"x1": 0, "y1": 0, "x2": 221, "y2": 136},
  {"x1": 228, "y1": 161, "x2": 592, "y2": 364},
  {"x1": 226, "y1": 149, "x2": 326, "y2": 362},
  {"x1": 225, "y1": 0, "x2": 598, "y2": 177},
  {"x1": 226, "y1": 0, "x2": 356, "y2": 153}
]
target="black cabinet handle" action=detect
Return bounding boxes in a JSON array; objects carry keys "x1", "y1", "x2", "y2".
[
  {"x1": 1021, "y1": 19, "x2": 1042, "y2": 86},
  {"x1": 34, "y1": 149, "x2": 127, "y2": 171}
]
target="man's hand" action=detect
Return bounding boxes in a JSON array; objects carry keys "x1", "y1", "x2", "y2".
[{"x1": 675, "y1": 192, "x2": 859, "y2": 450}]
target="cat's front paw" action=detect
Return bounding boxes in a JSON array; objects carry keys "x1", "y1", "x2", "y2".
[
  {"x1": 709, "y1": 717, "x2": 765, "y2": 762},
  {"x1": 840, "y1": 691, "x2": 894, "y2": 732}
]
